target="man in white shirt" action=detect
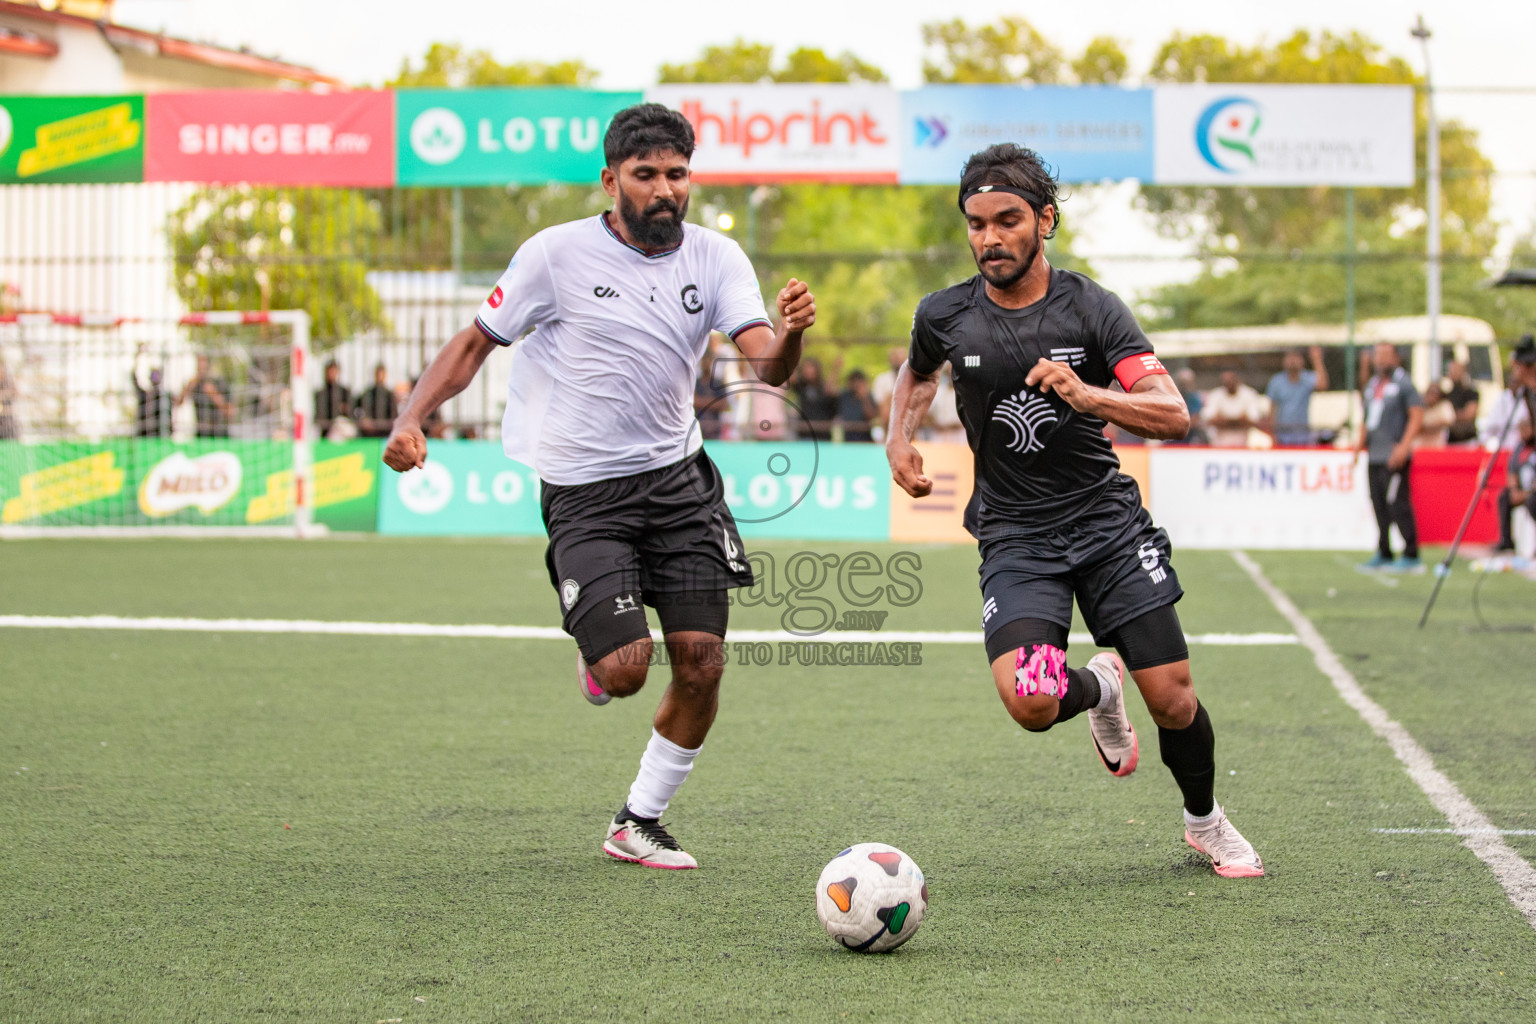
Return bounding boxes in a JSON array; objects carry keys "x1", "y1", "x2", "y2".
[
  {"x1": 382, "y1": 104, "x2": 816, "y2": 870},
  {"x1": 1203, "y1": 370, "x2": 1266, "y2": 448}
]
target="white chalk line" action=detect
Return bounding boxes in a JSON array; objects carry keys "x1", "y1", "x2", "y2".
[
  {"x1": 1375, "y1": 828, "x2": 1536, "y2": 837},
  {"x1": 1232, "y1": 549, "x2": 1536, "y2": 932},
  {"x1": 0, "y1": 615, "x2": 1296, "y2": 647}
]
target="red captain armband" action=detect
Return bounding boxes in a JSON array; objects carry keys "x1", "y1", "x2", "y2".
[{"x1": 1114, "y1": 353, "x2": 1169, "y2": 391}]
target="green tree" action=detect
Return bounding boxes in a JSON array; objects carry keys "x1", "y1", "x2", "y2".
[
  {"x1": 168, "y1": 186, "x2": 384, "y2": 348},
  {"x1": 388, "y1": 42, "x2": 597, "y2": 88},
  {"x1": 657, "y1": 39, "x2": 887, "y2": 84},
  {"x1": 921, "y1": 16, "x2": 1065, "y2": 84},
  {"x1": 1072, "y1": 36, "x2": 1130, "y2": 85}
]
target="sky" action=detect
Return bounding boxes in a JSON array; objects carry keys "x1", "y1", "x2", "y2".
[{"x1": 110, "y1": 0, "x2": 1536, "y2": 300}]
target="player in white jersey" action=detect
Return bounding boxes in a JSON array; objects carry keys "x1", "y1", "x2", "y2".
[{"x1": 383, "y1": 103, "x2": 815, "y2": 870}]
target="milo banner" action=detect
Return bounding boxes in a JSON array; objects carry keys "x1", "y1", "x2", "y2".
[
  {"x1": 378, "y1": 440, "x2": 890, "y2": 540},
  {"x1": 0, "y1": 95, "x2": 144, "y2": 183},
  {"x1": 0, "y1": 440, "x2": 380, "y2": 531}
]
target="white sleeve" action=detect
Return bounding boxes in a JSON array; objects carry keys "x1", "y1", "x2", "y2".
[
  {"x1": 711, "y1": 239, "x2": 773, "y2": 343},
  {"x1": 474, "y1": 235, "x2": 558, "y2": 346}
]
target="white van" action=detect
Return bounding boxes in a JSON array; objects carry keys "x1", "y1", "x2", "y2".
[{"x1": 1146, "y1": 314, "x2": 1506, "y2": 443}]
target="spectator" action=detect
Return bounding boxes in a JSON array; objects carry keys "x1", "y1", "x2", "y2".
[
  {"x1": 1493, "y1": 337, "x2": 1536, "y2": 552},
  {"x1": 1414, "y1": 381, "x2": 1456, "y2": 448},
  {"x1": 926, "y1": 365, "x2": 967, "y2": 445},
  {"x1": 1265, "y1": 346, "x2": 1328, "y2": 446},
  {"x1": 1173, "y1": 368, "x2": 1208, "y2": 445},
  {"x1": 791, "y1": 356, "x2": 837, "y2": 441},
  {"x1": 693, "y1": 342, "x2": 729, "y2": 440},
  {"x1": 134, "y1": 366, "x2": 166, "y2": 437},
  {"x1": 1443, "y1": 360, "x2": 1480, "y2": 444},
  {"x1": 178, "y1": 355, "x2": 232, "y2": 438},
  {"x1": 1204, "y1": 369, "x2": 1266, "y2": 447},
  {"x1": 1481, "y1": 344, "x2": 1533, "y2": 452},
  {"x1": 0, "y1": 362, "x2": 17, "y2": 439},
  {"x1": 353, "y1": 363, "x2": 398, "y2": 438},
  {"x1": 1356, "y1": 342, "x2": 1423, "y2": 571},
  {"x1": 870, "y1": 347, "x2": 905, "y2": 441},
  {"x1": 835, "y1": 369, "x2": 879, "y2": 442},
  {"x1": 314, "y1": 361, "x2": 352, "y2": 439}
]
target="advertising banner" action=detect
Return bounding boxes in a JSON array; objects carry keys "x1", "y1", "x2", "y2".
[
  {"x1": 377, "y1": 441, "x2": 890, "y2": 540},
  {"x1": 396, "y1": 89, "x2": 642, "y2": 186},
  {"x1": 0, "y1": 95, "x2": 143, "y2": 183},
  {"x1": 144, "y1": 90, "x2": 394, "y2": 185},
  {"x1": 0, "y1": 440, "x2": 379, "y2": 530},
  {"x1": 1149, "y1": 448, "x2": 1376, "y2": 549},
  {"x1": 646, "y1": 84, "x2": 900, "y2": 183},
  {"x1": 900, "y1": 86, "x2": 1153, "y2": 184},
  {"x1": 1152, "y1": 84, "x2": 1414, "y2": 187}
]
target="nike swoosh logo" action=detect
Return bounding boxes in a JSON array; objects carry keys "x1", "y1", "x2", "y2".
[{"x1": 1092, "y1": 732, "x2": 1121, "y2": 774}]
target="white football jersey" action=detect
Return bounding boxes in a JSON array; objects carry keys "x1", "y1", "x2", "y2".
[{"x1": 475, "y1": 215, "x2": 772, "y2": 485}]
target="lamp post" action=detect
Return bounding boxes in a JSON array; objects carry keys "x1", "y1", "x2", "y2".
[{"x1": 1412, "y1": 15, "x2": 1442, "y2": 383}]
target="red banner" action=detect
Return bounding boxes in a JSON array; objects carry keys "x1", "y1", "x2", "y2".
[
  {"x1": 1411, "y1": 447, "x2": 1509, "y2": 545},
  {"x1": 145, "y1": 91, "x2": 394, "y2": 186}
]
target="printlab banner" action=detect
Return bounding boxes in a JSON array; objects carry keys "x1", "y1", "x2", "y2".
[
  {"x1": 900, "y1": 86, "x2": 1153, "y2": 184},
  {"x1": 377, "y1": 441, "x2": 891, "y2": 540},
  {"x1": 0, "y1": 440, "x2": 380, "y2": 530},
  {"x1": 1152, "y1": 84, "x2": 1414, "y2": 187},
  {"x1": 1148, "y1": 448, "x2": 1376, "y2": 550},
  {"x1": 144, "y1": 90, "x2": 394, "y2": 185},
  {"x1": 396, "y1": 89, "x2": 642, "y2": 185},
  {"x1": 0, "y1": 95, "x2": 143, "y2": 183},
  {"x1": 645, "y1": 84, "x2": 901, "y2": 183}
]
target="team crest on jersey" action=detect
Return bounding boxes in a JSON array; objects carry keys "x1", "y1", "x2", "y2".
[
  {"x1": 561, "y1": 579, "x2": 580, "y2": 609},
  {"x1": 488, "y1": 286, "x2": 503, "y2": 309},
  {"x1": 680, "y1": 284, "x2": 703, "y2": 314},
  {"x1": 991, "y1": 388, "x2": 1059, "y2": 454}
]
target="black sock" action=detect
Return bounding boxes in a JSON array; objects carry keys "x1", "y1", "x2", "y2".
[
  {"x1": 1158, "y1": 701, "x2": 1215, "y2": 817},
  {"x1": 1024, "y1": 667, "x2": 1101, "y2": 732},
  {"x1": 616, "y1": 804, "x2": 656, "y2": 825}
]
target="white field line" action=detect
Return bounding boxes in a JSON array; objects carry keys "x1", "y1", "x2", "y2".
[
  {"x1": 1232, "y1": 549, "x2": 1536, "y2": 932},
  {"x1": 0, "y1": 615, "x2": 1296, "y2": 647},
  {"x1": 1375, "y1": 828, "x2": 1536, "y2": 836}
]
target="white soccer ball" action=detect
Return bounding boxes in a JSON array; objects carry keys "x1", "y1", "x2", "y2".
[{"x1": 814, "y1": 842, "x2": 927, "y2": 953}]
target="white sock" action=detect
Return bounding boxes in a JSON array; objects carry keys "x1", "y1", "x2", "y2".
[
  {"x1": 1184, "y1": 805, "x2": 1223, "y2": 830},
  {"x1": 624, "y1": 729, "x2": 702, "y2": 820}
]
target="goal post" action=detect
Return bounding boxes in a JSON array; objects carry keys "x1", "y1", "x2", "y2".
[{"x1": 0, "y1": 310, "x2": 320, "y2": 537}]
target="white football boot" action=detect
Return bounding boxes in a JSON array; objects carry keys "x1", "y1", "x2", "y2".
[
  {"x1": 1085, "y1": 652, "x2": 1138, "y2": 777},
  {"x1": 1185, "y1": 807, "x2": 1265, "y2": 878},
  {"x1": 603, "y1": 808, "x2": 698, "y2": 870}
]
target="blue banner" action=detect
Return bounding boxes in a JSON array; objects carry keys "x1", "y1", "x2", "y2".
[{"x1": 900, "y1": 86, "x2": 1154, "y2": 184}]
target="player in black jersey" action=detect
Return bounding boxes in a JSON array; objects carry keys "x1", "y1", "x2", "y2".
[{"x1": 887, "y1": 144, "x2": 1263, "y2": 878}]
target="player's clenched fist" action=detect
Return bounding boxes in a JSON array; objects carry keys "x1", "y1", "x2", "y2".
[
  {"x1": 382, "y1": 422, "x2": 428, "y2": 472},
  {"x1": 777, "y1": 278, "x2": 816, "y2": 333},
  {"x1": 887, "y1": 441, "x2": 933, "y2": 499}
]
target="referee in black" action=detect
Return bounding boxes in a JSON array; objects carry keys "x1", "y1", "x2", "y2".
[{"x1": 887, "y1": 143, "x2": 1262, "y2": 878}]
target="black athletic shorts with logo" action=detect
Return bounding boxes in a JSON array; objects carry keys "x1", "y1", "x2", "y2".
[
  {"x1": 540, "y1": 449, "x2": 755, "y2": 663},
  {"x1": 979, "y1": 475, "x2": 1184, "y2": 660}
]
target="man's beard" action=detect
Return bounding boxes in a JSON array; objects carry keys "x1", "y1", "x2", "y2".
[
  {"x1": 618, "y1": 190, "x2": 688, "y2": 249},
  {"x1": 974, "y1": 234, "x2": 1041, "y2": 290}
]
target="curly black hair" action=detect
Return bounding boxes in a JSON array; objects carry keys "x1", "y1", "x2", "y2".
[
  {"x1": 604, "y1": 103, "x2": 695, "y2": 167},
  {"x1": 957, "y1": 143, "x2": 1061, "y2": 239}
]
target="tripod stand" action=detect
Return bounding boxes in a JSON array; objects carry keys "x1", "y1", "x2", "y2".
[{"x1": 1418, "y1": 386, "x2": 1530, "y2": 628}]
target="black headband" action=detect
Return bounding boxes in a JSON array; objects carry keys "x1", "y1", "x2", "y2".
[{"x1": 958, "y1": 183, "x2": 1046, "y2": 212}]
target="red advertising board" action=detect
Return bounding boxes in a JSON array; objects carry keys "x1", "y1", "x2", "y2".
[
  {"x1": 1411, "y1": 447, "x2": 1509, "y2": 545},
  {"x1": 145, "y1": 91, "x2": 394, "y2": 185}
]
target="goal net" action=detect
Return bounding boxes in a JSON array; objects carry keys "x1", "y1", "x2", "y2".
[{"x1": 0, "y1": 311, "x2": 317, "y2": 536}]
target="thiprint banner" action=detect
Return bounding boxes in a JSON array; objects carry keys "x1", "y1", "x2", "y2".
[
  {"x1": 144, "y1": 90, "x2": 394, "y2": 185},
  {"x1": 1152, "y1": 84, "x2": 1414, "y2": 187},
  {"x1": 377, "y1": 440, "x2": 890, "y2": 540},
  {"x1": 900, "y1": 86, "x2": 1153, "y2": 184},
  {"x1": 396, "y1": 89, "x2": 641, "y2": 186},
  {"x1": 0, "y1": 95, "x2": 143, "y2": 183},
  {"x1": 646, "y1": 84, "x2": 901, "y2": 183},
  {"x1": 0, "y1": 440, "x2": 379, "y2": 530},
  {"x1": 1149, "y1": 448, "x2": 1377, "y2": 549}
]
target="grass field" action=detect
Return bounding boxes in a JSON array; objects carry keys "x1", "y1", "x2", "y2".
[{"x1": 3, "y1": 538, "x2": 1535, "y2": 1022}]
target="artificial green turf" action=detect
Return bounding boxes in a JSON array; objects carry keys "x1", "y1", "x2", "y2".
[{"x1": 2, "y1": 540, "x2": 1534, "y2": 1022}]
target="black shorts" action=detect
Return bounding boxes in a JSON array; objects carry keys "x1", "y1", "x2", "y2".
[
  {"x1": 979, "y1": 476, "x2": 1184, "y2": 654},
  {"x1": 541, "y1": 449, "x2": 755, "y2": 659}
]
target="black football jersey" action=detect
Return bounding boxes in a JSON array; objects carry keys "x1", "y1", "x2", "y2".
[{"x1": 909, "y1": 268, "x2": 1163, "y2": 540}]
